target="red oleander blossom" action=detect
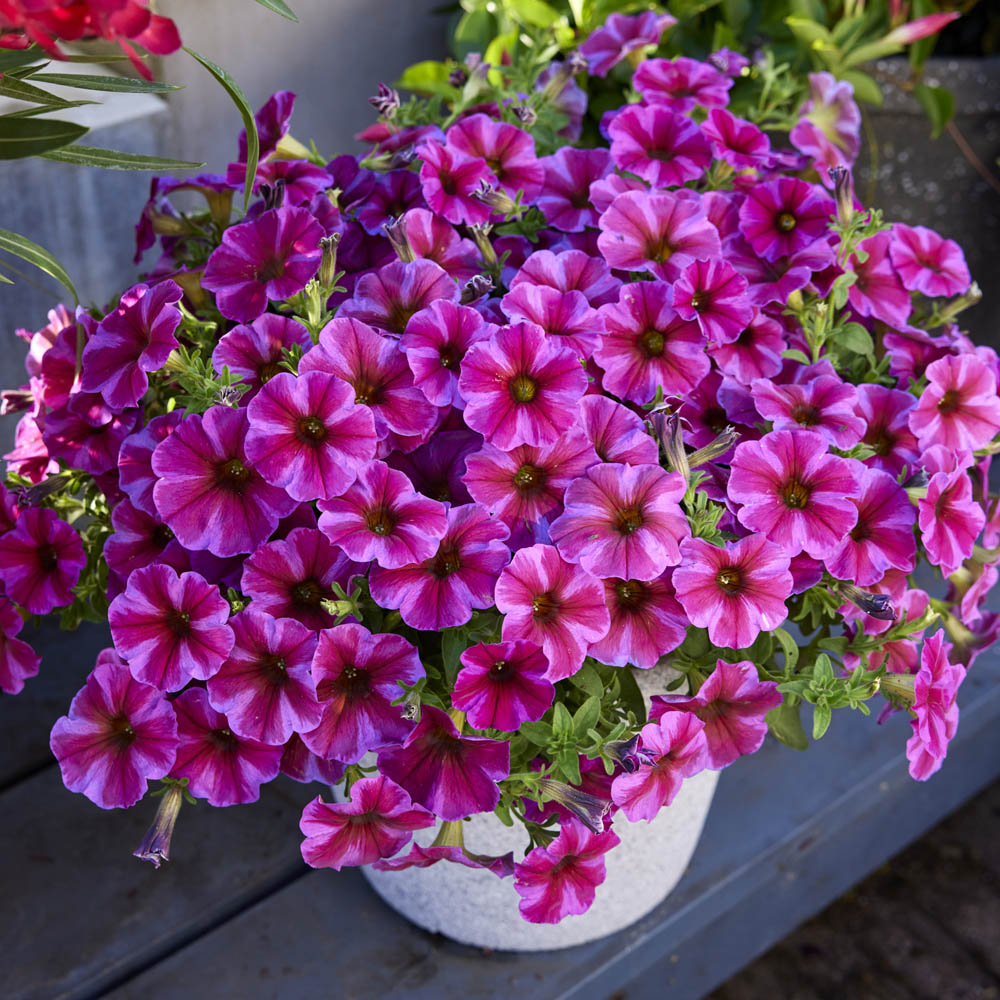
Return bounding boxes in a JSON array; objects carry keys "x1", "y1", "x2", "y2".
[{"x1": 0, "y1": 507, "x2": 85, "y2": 614}]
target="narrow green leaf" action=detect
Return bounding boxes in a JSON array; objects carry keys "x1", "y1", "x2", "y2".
[
  {"x1": 395, "y1": 60, "x2": 458, "y2": 100},
  {"x1": 840, "y1": 38, "x2": 903, "y2": 70},
  {"x1": 40, "y1": 145, "x2": 205, "y2": 171},
  {"x1": 452, "y1": 8, "x2": 495, "y2": 60},
  {"x1": 552, "y1": 701, "x2": 573, "y2": 737},
  {"x1": 29, "y1": 72, "x2": 182, "y2": 94},
  {"x1": 0, "y1": 227, "x2": 77, "y2": 303},
  {"x1": 913, "y1": 82, "x2": 955, "y2": 140},
  {"x1": 766, "y1": 700, "x2": 809, "y2": 751},
  {"x1": 252, "y1": 0, "x2": 299, "y2": 20},
  {"x1": 184, "y1": 47, "x2": 258, "y2": 208},
  {"x1": 0, "y1": 116, "x2": 88, "y2": 159},
  {"x1": 0, "y1": 48, "x2": 45, "y2": 73},
  {"x1": 772, "y1": 626, "x2": 800, "y2": 673},
  {"x1": 0, "y1": 271, "x2": 13, "y2": 285},
  {"x1": 0, "y1": 75, "x2": 82, "y2": 107},
  {"x1": 617, "y1": 667, "x2": 647, "y2": 726},
  {"x1": 784, "y1": 16, "x2": 833, "y2": 46}
]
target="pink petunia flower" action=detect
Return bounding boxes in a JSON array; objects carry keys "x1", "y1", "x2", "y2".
[
  {"x1": 103, "y1": 498, "x2": 188, "y2": 584},
  {"x1": 673, "y1": 534, "x2": 793, "y2": 650},
  {"x1": 578, "y1": 395, "x2": 658, "y2": 465},
  {"x1": 42, "y1": 392, "x2": 139, "y2": 476},
  {"x1": 510, "y1": 248, "x2": 621, "y2": 309},
  {"x1": 280, "y1": 734, "x2": 346, "y2": 786},
  {"x1": 579, "y1": 11, "x2": 676, "y2": 77},
  {"x1": 109, "y1": 563, "x2": 234, "y2": 692},
  {"x1": 169, "y1": 688, "x2": 283, "y2": 806},
  {"x1": 211, "y1": 313, "x2": 313, "y2": 402},
  {"x1": 372, "y1": 842, "x2": 514, "y2": 877},
  {"x1": 446, "y1": 113, "x2": 544, "y2": 203},
  {"x1": 377, "y1": 705, "x2": 510, "y2": 820},
  {"x1": 513, "y1": 820, "x2": 620, "y2": 924},
  {"x1": 610, "y1": 714, "x2": 708, "y2": 821},
  {"x1": 737, "y1": 178, "x2": 834, "y2": 262},
  {"x1": 908, "y1": 354, "x2": 1000, "y2": 453},
  {"x1": 918, "y1": 461, "x2": 986, "y2": 577},
  {"x1": 299, "y1": 776, "x2": 435, "y2": 869},
  {"x1": 551, "y1": 463, "x2": 689, "y2": 581},
  {"x1": 417, "y1": 139, "x2": 496, "y2": 226},
  {"x1": 453, "y1": 640, "x2": 554, "y2": 731},
  {"x1": 607, "y1": 104, "x2": 712, "y2": 189},
  {"x1": 672, "y1": 258, "x2": 753, "y2": 345},
  {"x1": 201, "y1": 206, "x2": 324, "y2": 324},
  {"x1": 0, "y1": 507, "x2": 85, "y2": 614},
  {"x1": 751, "y1": 373, "x2": 865, "y2": 449},
  {"x1": 650, "y1": 659, "x2": 782, "y2": 769},
  {"x1": 595, "y1": 279, "x2": 709, "y2": 404},
  {"x1": 847, "y1": 232, "x2": 912, "y2": 328},
  {"x1": 368, "y1": 503, "x2": 509, "y2": 631},
  {"x1": 458, "y1": 322, "x2": 587, "y2": 451},
  {"x1": 728, "y1": 430, "x2": 860, "y2": 559},
  {"x1": 303, "y1": 623, "x2": 423, "y2": 764},
  {"x1": 80, "y1": 281, "x2": 182, "y2": 410},
  {"x1": 889, "y1": 224, "x2": 970, "y2": 298},
  {"x1": 906, "y1": 631, "x2": 966, "y2": 781},
  {"x1": 50, "y1": 652, "x2": 178, "y2": 809},
  {"x1": 118, "y1": 411, "x2": 184, "y2": 516},
  {"x1": 789, "y1": 72, "x2": 861, "y2": 177},
  {"x1": 701, "y1": 108, "x2": 771, "y2": 170},
  {"x1": 501, "y1": 284, "x2": 604, "y2": 359},
  {"x1": 392, "y1": 207, "x2": 479, "y2": 281},
  {"x1": 709, "y1": 309, "x2": 786, "y2": 384},
  {"x1": 205, "y1": 608, "x2": 320, "y2": 745},
  {"x1": 633, "y1": 56, "x2": 732, "y2": 112},
  {"x1": 495, "y1": 543, "x2": 610, "y2": 681},
  {"x1": 0, "y1": 596, "x2": 40, "y2": 694},
  {"x1": 536, "y1": 148, "x2": 614, "y2": 232},
  {"x1": 854, "y1": 383, "x2": 920, "y2": 477}
]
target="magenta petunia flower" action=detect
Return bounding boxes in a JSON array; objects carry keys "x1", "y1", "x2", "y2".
[
  {"x1": 299, "y1": 317, "x2": 438, "y2": 441},
  {"x1": 303, "y1": 623, "x2": 423, "y2": 764},
  {"x1": 826, "y1": 467, "x2": 917, "y2": 587},
  {"x1": 578, "y1": 395, "x2": 658, "y2": 465},
  {"x1": 369, "y1": 503, "x2": 509, "y2": 631},
  {"x1": 447, "y1": 113, "x2": 544, "y2": 203},
  {"x1": 651, "y1": 659, "x2": 782, "y2": 769},
  {"x1": 536, "y1": 147, "x2": 614, "y2": 232},
  {"x1": 889, "y1": 224, "x2": 970, "y2": 297},
  {"x1": 908, "y1": 354, "x2": 1000, "y2": 453},
  {"x1": 458, "y1": 322, "x2": 587, "y2": 451},
  {"x1": 501, "y1": 284, "x2": 604, "y2": 359},
  {"x1": 847, "y1": 232, "x2": 912, "y2": 328},
  {"x1": 394, "y1": 207, "x2": 479, "y2": 282},
  {"x1": 152, "y1": 406, "x2": 297, "y2": 558},
  {"x1": 595, "y1": 280, "x2": 709, "y2": 404},
  {"x1": 607, "y1": 104, "x2": 712, "y2": 188},
  {"x1": 205, "y1": 608, "x2": 320, "y2": 745},
  {"x1": 751, "y1": 373, "x2": 865, "y2": 449},
  {"x1": 42, "y1": 392, "x2": 139, "y2": 476},
  {"x1": 241, "y1": 526, "x2": 363, "y2": 631},
  {"x1": 597, "y1": 190, "x2": 721, "y2": 282},
  {"x1": 588, "y1": 573, "x2": 687, "y2": 670},
  {"x1": 118, "y1": 411, "x2": 184, "y2": 516},
  {"x1": 728, "y1": 430, "x2": 860, "y2": 559},
  {"x1": 550, "y1": 464, "x2": 690, "y2": 581},
  {"x1": 170, "y1": 687, "x2": 283, "y2": 806},
  {"x1": 378, "y1": 705, "x2": 510, "y2": 820},
  {"x1": 280, "y1": 733, "x2": 346, "y2": 786},
  {"x1": 737, "y1": 178, "x2": 834, "y2": 262},
  {"x1": 201, "y1": 206, "x2": 324, "y2": 323},
  {"x1": 701, "y1": 108, "x2": 771, "y2": 170},
  {"x1": 453, "y1": 640, "x2": 554, "y2": 731},
  {"x1": 673, "y1": 534, "x2": 793, "y2": 651},
  {"x1": 634, "y1": 55, "x2": 732, "y2": 111},
  {"x1": 709, "y1": 309, "x2": 785, "y2": 384},
  {"x1": 355, "y1": 168, "x2": 425, "y2": 235},
  {"x1": 80, "y1": 281, "x2": 182, "y2": 410},
  {"x1": 417, "y1": 139, "x2": 496, "y2": 226},
  {"x1": 672, "y1": 258, "x2": 753, "y2": 345},
  {"x1": 610, "y1": 714, "x2": 708, "y2": 821},
  {"x1": 511, "y1": 248, "x2": 622, "y2": 308},
  {"x1": 789, "y1": 72, "x2": 861, "y2": 176},
  {"x1": 318, "y1": 460, "x2": 448, "y2": 569},
  {"x1": 50, "y1": 653, "x2": 178, "y2": 809},
  {"x1": 109, "y1": 563, "x2": 234, "y2": 692},
  {"x1": 918, "y1": 462, "x2": 986, "y2": 577},
  {"x1": 245, "y1": 370, "x2": 378, "y2": 502},
  {"x1": 103, "y1": 498, "x2": 188, "y2": 583},
  {"x1": 579, "y1": 10, "x2": 676, "y2": 77},
  {"x1": 854, "y1": 383, "x2": 919, "y2": 477},
  {"x1": 400, "y1": 300, "x2": 495, "y2": 408},
  {"x1": 513, "y1": 820, "x2": 620, "y2": 924},
  {"x1": 0, "y1": 508, "x2": 85, "y2": 615},
  {"x1": 299, "y1": 777, "x2": 435, "y2": 870},
  {"x1": 0, "y1": 596, "x2": 40, "y2": 695},
  {"x1": 211, "y1": 313, "x2": 312, "y2": 401},
  {"x1": 589, "y1": 172, "x2": 648, "y2": 215},
  {"x1": 906, "y1": 631, "x2": 966, "y2": 781},
  {"x1": 495, "y1": 543, "x2": 610, "y2": 681}
]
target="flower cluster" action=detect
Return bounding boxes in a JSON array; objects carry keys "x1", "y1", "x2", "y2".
[{"x1": 2, "y1": 13, "x2": 996, "y2": 927}]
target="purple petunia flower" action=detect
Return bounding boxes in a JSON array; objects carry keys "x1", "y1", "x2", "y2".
[
  {"x1": 701, "y1": 108, "x2": 771, "y2": 170},
  {"x1": 0, "y1": 596, "x2": 40, "y2": 695},
  {"x1": 170, "y1": 688, "x2": 283, "y2": 806},
  {"x1": 201, "y1": 206, "x2": 324, "y2": 323},
  {"x1": 355, "y1": 168, "x2": 425, "y2": 235},
  {"x1": 103, "y1": 498, "x2": 188, "y2": 584},
  {"x1": 211, "y1": 313, "x2": 313, "y2": 402},
  {"x1": 550, "y1": 463, "x2": 690, "y2": 581},
  {"x1": 205, "y1": 608, "x2": 320, "y2": 745},
  {"x1": 378, "y1": 705, "x2": 510, "y2": 820},
  {"x1": 847, "y1": 232, "x2": 912, "y2": 328},
  {"x1": 0, "y1": 508, "x2": 85, "y2": 615},
  {"x1": 109, "y1": 563, "x2": 234, "y2": 692},
  {"x1": 42, "y1": 393, "x2": 139, "y2": 476},
  {"x1": 118, "y1": 411, "x2": 184, "y2": 516},
  {"x1": 854, "y1": 383, "x2": 919, "y2": 477},
  {"x1": 513, "y1": 820, "x2": 620, "y2": 924},
  {"x1": 906, "y1": 631, "x2": 966, "y2": 780},
  {"x1": 453, "y1": 640, "x2": 554, "y2": 731},
  {"x1": 889, "y1": 224, "x2": 970, "y2": 298},
  {"x1": 536, "y1": 148, "x2": 614, "y2": 232},
  {"x1": 908, "y1": 354, "x2": 1000, "y2": 453},
  {"x1": 672, "y1": 258, "x2": 753, "y2": 345},
  {"x1": 369, "y1": 503, "x2": 509, "y2": 631},
  {"x1": 579, "y1": 11, "x2": 676, "y2": 77},
  {"x1": 245, "y1": 370, "x2": 378, "y2": 502},
  {"x1": 152, "y1": 406, "x2": 297, "y2": 558},
  {"x1": 751, "y1": 373, "x2": 865, "y2": 449},
  {"x1": 511, "y1": 248, "x2": 621, "y2": 308},
  {"x1": 673, "y1": 535, "x2": 793, "y2": 651},
  {"x1": 709, "y1": 309, "x2": 785, "y2": 384},
  {"x1": 418, "y1": 139, "x2": 496, "y2": 226},
  {"x1": 737, "y1": 178, "x2": 834, "y2": 262},
  {"x1": 634, "y1": 56, "x2": 733, "y2": 112},
  {"x1": 447, "y1": 113, "x2": 544, "y2": 204},
  {"x1": 607, "y1": 104, "x2": 712, "y2": 188},
  {"x1": 80, "y1": 281, "x2": 182, "y2": 410},
  {"x1": 578, "y1": 395, "x2": 659, "y2": 465},
  {"x1": 501, "y1": 284, "x2": 605, "y2": 359},
  {"x1": 303, "y1": 623, "x2": 423, "y2": 764},
  {"x1": 50, "y1": 652, "x2": 178, "y2": 808},
  {"x1": 299, "y1": 776, "x2": 435, "y2": 870}
]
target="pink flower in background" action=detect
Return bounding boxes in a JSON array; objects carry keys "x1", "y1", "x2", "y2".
[
  {"x1": 170, "y1": 688, "x2": 283, "y2": 806},
  {"x1": 418, "y1": 139, "x2": 496, "y2": 226},
  {"x1": 578, "y1": 396, "x2": 658, "y2": 465},
  {"x1": 607, "y1": 104, "x2": 712, "y2": 189},
  {"x1": 738, "y1": 178, "x2": 834, "y2": 261},
  {"x1": 211, "y1": 314, "x2": 312, "y2": 401},
  {"x1": 513, "y1": 820, "x2": 620, "y2": 924},
  {"x1": 854, "y1": 383, "x2": 920, "y2": 477},
  {"x1": 299, "y1": 777, "x2": 435, "y2": 870},
  {"x1": 536, "y1": 148, "x2": 613, "y2": 232},
  {"x1": 906, "y1": 631, "x2": 965, "y2": 781},
  {"x1": 909, "y1": 354, "x2": 1000, "y2": 453},
  {"x1": 0, "y1": 508, "x2": 85, "y2": 615},
  {"x1": 651, "y1": 659, "x2": 782, "y2": 769},
  {"x1": 702, "y1": 109, "x2": 771, "y2": 170},
  {"x1": 847, "y1": 232, "x2": 912, "y2": 328},
  {"x1": 579, "y1": 11, "x2": 676, "y2": 76},
  {"x1": 50, "y1": 653, "x2": 177, "y2": 809},
  {"x1": 789, "y1": 72, "x2": 861, "y2": 176},
  {"x1": 510, "y1": 248, "x2": 621, "y2": 309},
  {"x1": 0, "y1": 596, "x2": 40, "y2": 695},
  {"x1": 501, "y1": 284, "x2": 604, "y2": 359},
  {"x1": 42, "y1": 393, "x2": 139, "y2": 476},
  {"x1": 447, "y1": 113, "x2": 544, "y2": 203},
  {"x1": 633, "y1": 56, "x2": 732, "y2": 112},
  {"x1": 453, "y1": 640, "x2": 553, "y2": 731},
  {"x1": 672, "y1": 258, "x2": 753, "y2": 345},
  {"x1": 918, "y1": 463, "x2": 985, "y2": 577},
  {"x1": 889, "y1": 224, "x2": 970, "y2": 297},
  {"x1": 394, "y1": 207, "x2": 479, "y2": 281},
  {"x1": 751, "y1": 374, "x2": 865, "y2": 449}
]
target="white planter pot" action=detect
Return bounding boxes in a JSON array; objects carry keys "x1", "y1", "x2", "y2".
[{"x1": 338, "y1": 664, "x2": 720, "y2": 951}]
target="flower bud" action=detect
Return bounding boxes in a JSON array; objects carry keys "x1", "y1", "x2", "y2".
[
  {"x1": 471, "y1": 181, "x2": 518, "y2": 216},
  {"x1": 829, "y1": 165, "x2": 854, "y2": 226},
  {"x1": 319, "y1": 232, "x2": 341, "y2": 288},
  {"x1": 133, "y1": 783, "x2": 184, "y2": 869},
  {"x1": 536, "y1": 777, "x2": 610, "y2": 834},
  {"x1": 876, "y1": 671, "x2": 916, "y2": 708},
  {"x1": 688, "y1": 426, "x2": 739, "y2": 468},
  {"x1": 468, "y1": 223, "x2": 498, "y2": 271},
  {"x1": 884, "y1": 11, "x2": 960, "y2": 46},
  {"x1": 659, "y1": 413, "x2": 690, "y2": 483},
  {"x1": 839, "y1": 584, "x2": 897, "y2": 621},
  {"x1": 604, "y1": 734, "x2": 643, "y2": 773},
  {"x1": 460, "y1": 273, "x2": 494, "y2": 305},
  {"x1": 383, "y1": 216, "x2": 415, "y2": 263},
  {"x1": 368, "y1": 82, "x2": 400, "y2": 119}
]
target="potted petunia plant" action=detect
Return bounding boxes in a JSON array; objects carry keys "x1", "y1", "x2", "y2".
[{"x1": 1, "y1": 7, "x2": 997, "y2": 951}]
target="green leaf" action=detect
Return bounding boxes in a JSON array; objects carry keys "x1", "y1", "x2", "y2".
[
  {"x1": 568, "y1": 662, "x2": 604, "y2": 699},
  {"x1": 252, "y1": 0, "x2": 299, "y2": 20},
  {"x1": 812, "y1": 701, "x2": 832, "y2": 740},
  {"x1": 617, "y1": 667, "x2": 647, "y2": 726},
  {"x1": 0, "y1": 271, "x2": 13, "y2": 285},
  {"x1": 519, "y1": 720, "x2": 552, "y2": 746},
  {"x1": 505, "y1": 0, "x2": 560, "y2": 27},
  {"x1": 841, "y1": 69, "x2": 882, "y2": 106},
  {"x1": 29, "y1": 72, "x2": 182, "y2": 94},
  {"x1": 721, "y1": 0, "x2": 751, "y2": 34},
  {"x1": 813, "y1": 653, "x2": 835, "y2": 682},
  {"x1": 440, "y1": 628, "x2": 466, "y2": 688},
  {"x1": 833, "y1": 321, "x2": 874, "y2": 360},
  {"x1": 913, "y1": 82, "x2": 954, "y2": 140},
  {"x1": 40, "y1": 145, "x2": 205, "y2": 171},
  {"x1": 556, "y1": 746, "x2": 581, "y2": 785},
  {"x1": 567, "y1": 0, "x2": 587, "y2": 27},
  {"x1": 0, "y1": 75, "x2": 85, "y2": 108},
  {"x1": 0, "y1": 116, "x2": 88, "y2": 159},
  {"x1": 766, "y1": 699, "x2": 809, "y2": 751},
  {"x1": 772, "y1": 626, "x2": 800, "y2": 673},
  {"x1": 0, "y1": 227, "x2": 77, "y2": 303},
  {"x1": 840, "y1": 38, "x2": 904, "y2": 70},
  {"x1": 552, "y1": 701, "x2": 573, "y2": 737},
  {"x1": 573, "y1": 696, "x2": 602, "y2": 738},
  {"x1": 452, "y1": 8, "x2": 495, "y2": 60},
  {"x1": 184, "y1": 47, "x2": 257, "y2": 209},
  {"x1": 784, "y1": 16, "x2": 833, "y2": 46},
  {"x1": 485, "y1": 30, "x2": 518, "y2": 69},
  {"x1": 0, "y1": 49, "x2": 45, "y2": 73},
  {"x1": 395, "y1": 60, "x2": 458, "y2": 99},
  {"x1": 781, "y1": 348, "x2": 812, "y2": 365}
]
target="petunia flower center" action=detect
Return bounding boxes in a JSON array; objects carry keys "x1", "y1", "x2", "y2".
[
  {"x1": 291, "y1": 578, "x2": 324, "y2": 606},
  {"x1": 218, "y1": 458, "x2": 252, "y2": 492},
  {"x1": 335, "y1": 664, "x2": 371, "y2": 699},
  {"x1": 615, "y1": 578, "x2": 649, "y2": 610},
  {"x1": 36, "y1": 543, "x2": 59, "y2": 572},
  {"x1": 850, "y1": 521, "x2": 870, "y2": 543},
  {"x1": 353, "y1": 380, "x2": 383, "y2": 407},
  {"x1": 260, "y1": 654, "x2": 289, "y2": 686},
  {"x1": 429, "y1": 542, "x2": 462, "y2": 578},
  {"x1": 152, "y1": 523, "x2": 175, "y2": 548},
  {"x1": 782, "y1": 479, "x2": 811, "y2": 509},
  {"x1": 514, "y1": 463, "x2": 547, "y2": 493},
  {"x1": 165, "y1": 609, "x2": 191, "y2": 637},
  {"x1": 489, "y1": 658, "x2": 513, "y2": 680},
  {"x1": 210, "y1": 727, "x2": 239, "y2": 751},
  {"x1": 791, "y1": 403, "x2": 821, "y2": 427},
  {"x1": 689, "y1": 291, "x2": 710, "y2": 312},
  {"x1": 510, "y1": 374, "x2": 538, "y2": 403},
  {"x1": 868, "y1": 428, "x2": 895, "y2": 456},
  {"x1": 614, "y1": 506, "x2": 644, "y2": 534},
  {"x1": 937, "y1": 389, "x2": 961, "y2": 415},
  {"x1": 439, "y1": 344, "x2": 462, "y2": 370},
  {"x1": 296, "y1": 415, "x2": 327, "y2": 443},
  {"x1": 716, "y1": 567, "x2": 742, "y2": 594},
  {"x1": 108, "y1": 713, "x2": 137, "y2": 748},
  {"x1": 702, "y1": 406, "x2": 728, "y2": 434},
  {"x1": 648, "y1": 237, "x2": 674, "y2": 265},
  {"x1": 639, "y1": 329, "x2": 666, "y2": 358},
  {"x1": 365, "y1": 505, "x2": 397, "y2": 536},
  {"x1": 258, "y1": 361, "x2": 282, "y2": 383},
  {"x1": 776, "y1": 211, "x2": 797, "y2": 233},
  {"x1": 531, "y1": 590, "x2": 561, "y2": 623},
  {"x1": 255, "y1": 257, "x2": 286, "y2": 282}
]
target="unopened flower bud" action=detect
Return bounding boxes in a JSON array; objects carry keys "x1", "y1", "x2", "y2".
[
  {"x1": 383, "y1": 216, "x2": 415, "y2": 263},
  {"x1": 471, "y1": 180, "x2": 518, "y2": 216},
  {"x1": 368, "y1": 82, "x2": 400, "y2": 119},
  {"x1": 464, "y1": 52, "x2": 487, "y2": 79},
  {"x1": 389, "y1": 145, "x2": 419, "y2": 169},
  {"x1": 319, "y1": 232, "x2": 341, "y2": 288},
  {"x1": 902, "y1": 467, "x2": 929, "y2": 502},
  {"x1": 400, "y1": 688, "x2": 421, "y2": 722},
  {"x1": 829, "y1": 166, "x2": 854, "y2": 226},
  {"x1": 688, "y1": 426, "x2": 738, "y2": 468},
  {"x1": 449, "y1": 65, "x2": 469, "y2": 87},
  {"x1": 876, "y1": 671, "x2": 916, "y2": 707},
  {"x1": 513, "y1": 104, "x2": 537, "y2": 126},
  {"x1": 536, "y1": 777, "x2": 610, "y2": 834},
  {"x1": 149, "y1": 209, "x2": 188, "y2": 237},
  {"x1": 839, "y1": 584, "x2": 897, "y2": 621},
  {"x1": 0, "y1": 388, "x2": 32, "y2": 416},
  {"x1": 14, "y1": 472, "x2": 73, "y2": 507},
  {"x1": 604, "y1": 734, "x2": 643, "y2": 773},
  {"x1": 133, "y1": 783, "x2": 184, "y2": 869},
  {"x1": 660, "y1": 413, "x2": 690, "y2": 482},
  {"x1": 461, "y1": 273, "x2": 494, "y2": 304},
  {"x1": 468, "y1": 223, "x2": 498, "y2": 271}
]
